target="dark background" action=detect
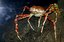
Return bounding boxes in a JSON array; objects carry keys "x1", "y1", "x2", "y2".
[{"x1": 0, "y1": 0, "x2": 64, "y2": 42}]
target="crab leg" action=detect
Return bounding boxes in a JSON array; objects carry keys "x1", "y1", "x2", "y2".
[
  {"x1": 27, "y1": 14, "x2": 34, "y2": 30},
  {"x1": 53, "y1": 20, "x2": 57, "y2": 41},
  {"x1": 53, "y1": 5, "x2": 58, "y2": 41},
  {"x1": 47, "y1": 15, "x2": 57, "y2": 41},
  {"x1": 52, "y1": 3, "x2": 59, "y2": 41},
  {"x1": 47, "y1": 13, "x2": 57, "y2": 41},
  {"x1": 17, "y1": 14, "x2": 34, "y2": 30},
  {"x1": 40, "y1": 4, "x2": 54, "y2": 33},
  {"x1": 16, "y1": 14, "x2": 35, "y2": 30},
  {"x1": 21, "y1": 6, "x2": 30, "y2": 14},
  {"x1": 54, "y1": 11, "x2": 57, "y2": 41},
  {"x1": 15, "y1": 15, "x2": 21, "y2": 40},
  {"x1": 46, "y1": 4, "x2": 53, "y2": 11},
  {"x1": 38, "y1": 4, "x2": 53, "y2": 28},
  {"x1": 15, "y1": 14, "x2": 30, "y2": 40},
  {"x1": 41, "y1": 11, "x2": 51, "y2": 33},
  {"x1": 20, "y1": 6, "x2": 34, "y2": 30},
  {"x1": 38, "y1": 16, "x2": 42, "y2": 27},
  {"x1": 46, "y1": 3, "x2": 58, "y2": 41}
]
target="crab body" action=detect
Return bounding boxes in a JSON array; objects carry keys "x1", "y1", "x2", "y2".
[{"x1": 30, "y1": 6, "x2": 46, "y2": 17}]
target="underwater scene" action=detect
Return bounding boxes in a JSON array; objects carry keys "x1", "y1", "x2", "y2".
[{"x1": 0, "y1": 0, "x2": 64, "y2": 42}]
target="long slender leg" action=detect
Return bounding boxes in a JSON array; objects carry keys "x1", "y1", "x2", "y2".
[
  {"x1": 41, "y1": 14, "x2": 48, "y2": 33},
  {"x1": 46, "y1": 3, "x2": 58, "y2": 41},
  {"x1": 21, "y1": 6, "x2": 30, "y2": 14},
  {"x1": 48, "y1": 18, "x2": 57, "y2": 41},
  {"x1": 47, "y1": 13, "x2": 57, "y2": 41},
  {"x1": 53, "y1": 4, "x2": 58, "y2": 41},
  {"x1": 54, "y1": 12, "x2": 57, "y2": 41},
  {"x1": 46, "y1": 4, "x2": 53, "y2": 11},
  {"x1": 41, "y1": 11, "x2": 51, "y2": 33},
  {"x1": 54, "y1": 3, "x2": 61, "y2": 41},
  {"x1": 14, "y1": 14, "x2": 29, "y2": 40},
  {"x1": 27, "y1": 14, "x2": 34, "y2": 30},
  {"x1": 53, "y1": 20, "x2": 57, "y2": 41},
  {"x1": 40, "y1": 4, "x2": 53, "y2": 33},
  {"x1": 38, "y1": 16, "x2": 42, "y2": 27},
  {"x1": 15, "y1": 15, "x2": 21, "y2": 40}
]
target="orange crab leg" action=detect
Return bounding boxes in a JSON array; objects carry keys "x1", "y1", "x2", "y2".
[
  {"x1": 41, "y1": 11, "x2": 51, "y2": 33},
  {"x1": 14, "y1": 14, "x2": 30, "y2": 40},
  {"x1": 14, "y1": 14, "x2": 35, "y2": 40},
  {"x1": 24, "y1": 6, "x2": 30, "y2": 10},
  {"x1": 46, "y1": 4, "x2": 53, "y2": 11},
  {"x1": 17, "y1": 14, "x2": 30, "y2": 20},
  {"x1": 15, "y1": 16, "x2": 21, "y2": 40}
]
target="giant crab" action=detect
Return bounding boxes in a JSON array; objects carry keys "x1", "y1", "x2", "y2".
[{"x1": 14, "y1": 3, "x2": 60, "y2": 41}]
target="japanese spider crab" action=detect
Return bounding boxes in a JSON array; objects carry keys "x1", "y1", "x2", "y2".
[{"x1": 14, "y1": 3, "x2": 60, "y2": 40}]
